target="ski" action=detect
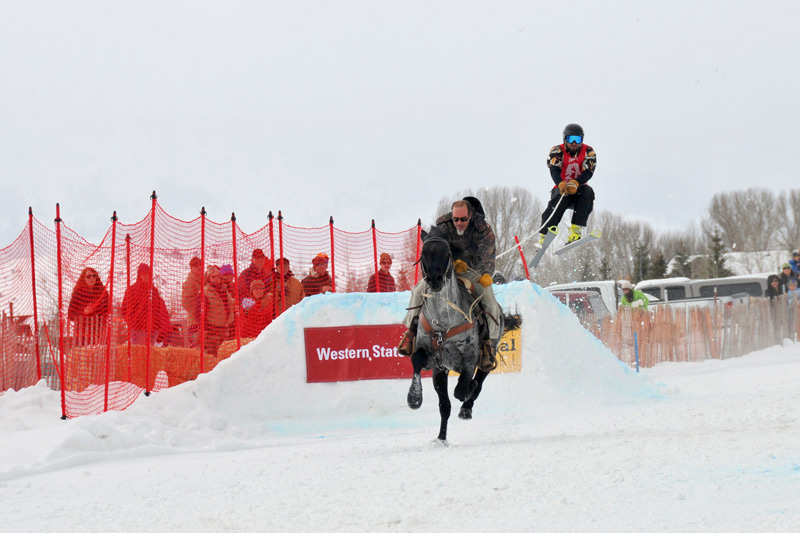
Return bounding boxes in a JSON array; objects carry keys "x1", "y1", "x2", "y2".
[
  {"x1": 529, "y1": 226, "x2": 559, "y2": 268},
  {"x1": 554, "y1": 229, "x2": 602, "y2": 256}
]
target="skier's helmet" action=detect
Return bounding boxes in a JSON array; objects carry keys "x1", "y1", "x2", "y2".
[{"x1": 563, "y1": 123, "x2": 584, "y2": 141}]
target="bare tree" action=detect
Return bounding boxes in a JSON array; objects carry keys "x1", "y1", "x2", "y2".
[
  {"x1": 706, "y1": 189, "x2": 785, "y2": 252},
  {"x1": 777, "y1": 189, "x2": 800, "y2": 252}
]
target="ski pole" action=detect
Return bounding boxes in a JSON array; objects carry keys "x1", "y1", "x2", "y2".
[{"x1": 497, "y1": 193, "x2": 566, "y2": 259}]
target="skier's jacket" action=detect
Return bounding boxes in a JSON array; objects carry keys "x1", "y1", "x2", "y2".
[
  {"x1": 434, "y1": 211, "x2": 496, "y2": 276},
  {"x1": 547, "y1": 144, "x2": 597, "y2": 187}
]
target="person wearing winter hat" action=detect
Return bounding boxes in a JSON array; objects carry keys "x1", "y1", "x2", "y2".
[
  {"x1": 619, "y1": 279, "x2": 649, "y2": 310},
  {"x1": 790, "y1": 251, "x2": 800, "y2": 275},
  {"x1": 121, "y1": 263, "x2": 172, "y2": 345},
  {"x1": 181, "y1": 256, "x2": 204, "y2": 347},
  {"x1": 779, "y1": 263, "x2": 797, "y2": 291},
  {"x1": 367, "y1": 253, "x2": 396, "y2": 293},
  {"x1": 786, "y1": 278, "x2": 800, "y2": 305},
  {"x1": 536, "y1": 123, "x2": 597, "y2": 247},
  {"x1": 302, "y1": 253, "x2": 333, "y2": 296},
  {"x1": 267, "y1": 257, "x2": 306, "y2": 318},
  {"x1": 239, "y1": 248, "x2": 273, "y2": 302}
]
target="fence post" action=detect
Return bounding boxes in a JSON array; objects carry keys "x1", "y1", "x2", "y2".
[
  {"x1": 125, "y1": 234, "x2": 132, "y2": 382},
  {"x1": 329, "y1": 216, "x2": 336, "y2": 293},
  {"x1": 28, "y1": 208, "x2": 41, "y2": 381},
  {"x1": 268, "y1": 211, "x2": 276, "y2": 266},
  {"x1": 231, "y1": 212, "x2": 242, "y2": 350},
  {"x1": 278, "y1": 211, "x2": 286, "y2": 314},
  {"x1": 145, "y1": 191, "x2": 157, "y2": 395},
  {"x1": 199, "y1": 207, "x2": 206, "y2": 373},
  {"x1": 55, "y1": 204, "x2": 66, "y2": 419},
  {"x1": 634, "y1": 331, "x2": 640, "y2": 372},
  {"x1": 414, "y1": 219, "x2": 421, "y2": 285},
  {"x1": 371, "y1": 220, "x2": 379, "y2": 292},
  {"x1": 514, "y1": 235, "x2": 530, "y2": 281},
  {"x1": 104, "y1": 211, "x2": 118, "y2": 412}
]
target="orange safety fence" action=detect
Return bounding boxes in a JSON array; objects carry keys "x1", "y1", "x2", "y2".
[
  {"x1": 0, "y1": 194, "x2": 422, "y2": 418},
  {"x1": 600, "y1": 296, "x2": 799, "y2": 368}
]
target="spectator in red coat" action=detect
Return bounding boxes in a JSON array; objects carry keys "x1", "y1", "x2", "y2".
[
  {"x1": 239, "y1": 249, "x2": 273, "y2": 302},
  {"x1": 68, "y1": 267, "x2": 110, "y2": 345},
  {"x1": 121, "y1": 264, "x2": 172, "y2": 345},
  {"x1": 302, "y1": 253, "x2": 333, "y2": 296},
  {"x1": 367, "y1": 253, "x2": 396, "y2": 292}
]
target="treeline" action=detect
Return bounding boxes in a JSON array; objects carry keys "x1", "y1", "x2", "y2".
[{"x1": 433, "y1": 187, "x2": 800, "y2": 286}]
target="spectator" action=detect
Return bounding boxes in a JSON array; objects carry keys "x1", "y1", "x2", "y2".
[
  {"x1": 67, "y1": 267, "x2": 110, "y2": 345},
  {"x1": 765, "y1": 274, "x2": 783, "y2": 299},
  {"x1": 790, "y1": 251, "x2": 800, "y2": 276},
  {"x1": 239, "y1": 249, "x2": 273, "y2": 302},
  {"x1": 219, "y1": 264, "x2": 237, "y2": 340},
  {"x1": 302, "y1": 253, "x2": 333, "y2": 296},
  {"x1": 197, "y1": 265, "x2": 235, "y2": 355},
  {"x1": 181, "y1": 256, "x2": 203, "y2": 347},
  {"x1": 367, "y1": 253, "x2": 396, "y2": 292},
  {"x1": 267, "y1": 257, "x2": 305, "y2": 319},
  {"x1": 786, "y1": 279, "x2": 800, "y2": 305},
  {"x1": 619, "y1": 280, "x2": 649, "y2": 309},
  {"x1": 242, "y1": 279, "x2": 272, "y2": 338},
  {"x1": 779, "y1": 263, "x2": 798, "y2": 291},
  {"x1": 121, "y1": 264, "x2": 172, "y2": 345}
]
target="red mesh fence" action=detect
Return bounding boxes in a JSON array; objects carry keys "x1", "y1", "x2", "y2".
[{"x1": 0, "y1": 196, "x2": 421, "y2": 418}]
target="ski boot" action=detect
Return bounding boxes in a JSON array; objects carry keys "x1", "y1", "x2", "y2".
[
  {"x1": 567, "y1": 224, "x2": 583, "y2": 244},
  {"x1": 534, "y1": 233, "x2": 546, "y2": 249}
]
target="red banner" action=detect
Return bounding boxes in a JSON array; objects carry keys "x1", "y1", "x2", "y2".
[{"x1": 304, "y1": 324, "x2": 427, "y2": 383}]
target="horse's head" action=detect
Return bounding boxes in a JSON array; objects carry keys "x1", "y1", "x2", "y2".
[{"x1": 419, "y1": 228, "x2": 452, "y2": 292}]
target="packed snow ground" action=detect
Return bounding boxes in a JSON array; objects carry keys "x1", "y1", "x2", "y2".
[{"x1": 1, "y1": 282, "x2": 799, "y2": 532}]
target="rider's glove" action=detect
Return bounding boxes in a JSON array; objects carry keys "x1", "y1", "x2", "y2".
[
  {"x1": 479, "y1": 273, "x2": 493, "y2": 287},
  {"x1": 453, "y1": 259, "x2": 469, "y2": 274},
  {"x1": 566, "y1": 180, "x2": 579, "y2": 195}
]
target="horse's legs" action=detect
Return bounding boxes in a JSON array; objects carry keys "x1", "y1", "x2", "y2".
[
  {"x1": 407, "y1": 349, "x2": 429, "y2": 410},
  {"x1": 459, "y1": 368, "x2": 489, "y2": 420},
  {"x1": 432, "y1": 368, "x2": 451, "y2": 441},
  {"x1": 453, "y1": 371, "x2": 477, "y2": 402}
]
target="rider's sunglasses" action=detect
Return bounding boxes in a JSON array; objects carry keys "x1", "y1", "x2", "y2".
[
  {"x1": 453, "y1": 216, "x2": 470, "y2": 222},
  {"x1": 565, "y1": 135, "x2": 583, "y2": 144}
]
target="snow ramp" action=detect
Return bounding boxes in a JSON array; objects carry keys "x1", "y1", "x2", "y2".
[{"x1": 0, "y1": 281, "x2": 657, "y2": 479}]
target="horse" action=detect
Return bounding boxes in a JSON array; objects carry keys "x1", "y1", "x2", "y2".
[{"x1": 406, "y1": 228, "x2": 520, "y2": 442}]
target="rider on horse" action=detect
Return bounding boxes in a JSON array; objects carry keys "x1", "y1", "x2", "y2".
[{"x1": 398, "y1": 196, "x2": 503, "y2": 371}]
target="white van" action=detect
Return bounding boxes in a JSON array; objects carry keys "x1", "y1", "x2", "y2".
[{"x1": 636, "y1": 274, "x2": 770, "y2": 301}]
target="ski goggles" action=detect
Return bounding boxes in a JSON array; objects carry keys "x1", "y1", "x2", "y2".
[{"x1": 565, "y1": 135, "x2": 583, "y2": 144}]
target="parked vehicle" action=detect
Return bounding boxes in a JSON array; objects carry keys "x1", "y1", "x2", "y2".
[
  {"x1": 544, "y1": 280, "x2": 621, "y2": 318},
  {"x1": 636, "y1": 274, "x2": 770, "y2": 301},
  {"x1": 548, "y1": 290, "x2": 611, "y2": 334}
]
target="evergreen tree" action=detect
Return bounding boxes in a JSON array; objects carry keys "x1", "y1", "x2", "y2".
[
  {"x1": 632, "y1": 243, "x2": 650, "y2": 284},
  {"x1": 647, "y1": 253, "x2": 668, "y2": 280},
  {"x1": 598, "y1": 257, "x2": 612, "y2": 280},
  {"x1": 671, "y1": 240, "x2": 693, "y2": 278},
  {"x1": 707, "y1": 230, "x2": 734, "y2": 278}
]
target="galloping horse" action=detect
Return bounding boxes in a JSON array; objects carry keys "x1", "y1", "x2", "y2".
[{"x1": 406, "y1": 228, "x2": 520, "y2": 442}]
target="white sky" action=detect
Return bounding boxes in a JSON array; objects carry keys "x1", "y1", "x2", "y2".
[
  {"x1": 2, "y1": 283, "x2": 799, "y2": 530},
  {"x1": 2, "y1": 1, "x2": 799, "y2": 245}
]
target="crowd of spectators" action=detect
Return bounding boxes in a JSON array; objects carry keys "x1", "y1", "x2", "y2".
[{"x1": 68, "y1": 249, "x2": 400, "y2": 353}]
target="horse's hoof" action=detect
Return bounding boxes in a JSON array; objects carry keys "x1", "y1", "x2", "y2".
[
  {"x1": 458, "y1": 407, "x2": 472, "y2": 420},
  {"x1": 407, "y1": 374, "x2": 422, "y2": 410}
]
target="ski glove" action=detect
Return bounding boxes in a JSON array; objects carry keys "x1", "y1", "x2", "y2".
[
  {"x1": 566, "y1": 180, "x2": 579, "y2": 195},
  {"x1": 557, "y1": 181, "x2": 569, "y2": 195},
  {"x1": 479, "y1": 273, "x2": 493, "y2": 287},
  {"x1": 453, "y1": 259, "x2": 469, "y2": 274}
]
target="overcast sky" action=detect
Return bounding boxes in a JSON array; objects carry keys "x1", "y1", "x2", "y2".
[{"x1": 2, "y1": 0, "x2": 798, "y2": 246}]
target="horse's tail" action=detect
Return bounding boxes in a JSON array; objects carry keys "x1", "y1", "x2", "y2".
[{"x1": 502, "y1": 312, "x2": 522, "y2": 335}]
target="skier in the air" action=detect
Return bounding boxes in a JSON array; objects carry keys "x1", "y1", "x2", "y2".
[{"x1": 537, "y1": 123, "x2": 597, "y2": 246}]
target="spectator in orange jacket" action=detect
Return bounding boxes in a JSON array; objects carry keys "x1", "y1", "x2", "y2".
[
  {"x1": 302, "y1": 253, "x2": 333, "y2": 296},
  {"x1": 196, "y1": 265, "x2": 235, "y2": 355},
  {"x1": 181, "y1": 256, "x2": 203, "y2": 347},
  {"x1": 121, "y1": 264, "x2": 172, "y2": 345},
  {"x1": 267, "y1": 257, "x2": 305, "y2": 319},
  {"x1": 367, "y1": 253, "x2": 396, "y2": 293}
]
